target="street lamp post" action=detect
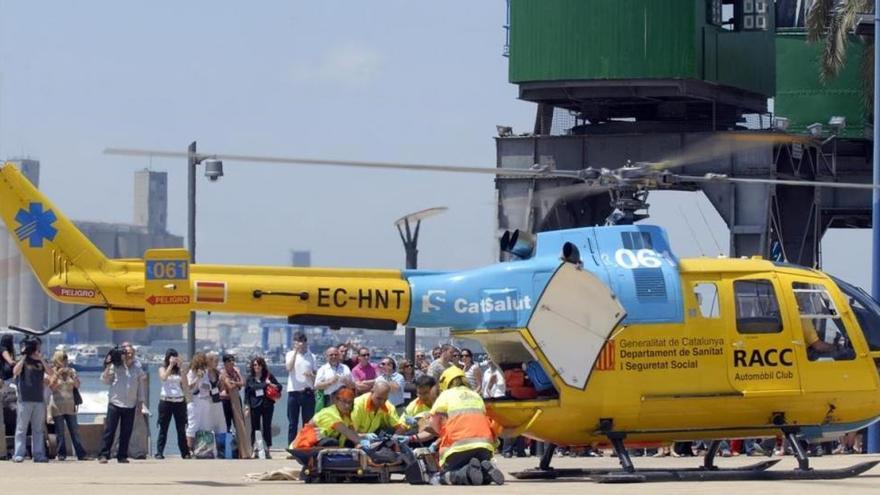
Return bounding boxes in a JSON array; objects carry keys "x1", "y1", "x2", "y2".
[
  {"x1": 186, "y1": 141, "x2": 224, "y2": 359},
  {"x1": 187, "y1": 142, "x2": 197, "y2": 360},
  {"x1": 394, "y1": 207, "x2": 447, "y2": 363}
]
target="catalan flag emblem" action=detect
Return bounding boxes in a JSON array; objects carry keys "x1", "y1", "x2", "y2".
[
  {"x1": 595, "y1": 340, "x2": 615, "y2": 371},
  {"x1": 195, "y1": 281, "x2": 226, "y2": 303}
]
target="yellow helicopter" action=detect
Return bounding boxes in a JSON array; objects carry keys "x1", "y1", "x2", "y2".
[{"x1": 3, "y1": 136, "x2": 880, "y2": 482}]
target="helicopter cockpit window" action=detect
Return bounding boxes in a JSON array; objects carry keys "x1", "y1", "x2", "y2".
[
  {"x1": 734, "y1": 280, "x2": 782, "y2": 334},
  {"x1": 792, "y1": 282, "x2": 856, "y2": 361},
  {"x1": 832, "y1": 276, "x2": 880, "y2": 351},
  {"x1": 621, "y1": 232, "x2": 653, "y2": 250},
  {"x1": 693, "y1": 283, "x2": 720, "y2": 318}
]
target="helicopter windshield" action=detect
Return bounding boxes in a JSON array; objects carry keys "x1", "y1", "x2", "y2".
[{"x1": 831, "y1": 277, "x2": 880, "y2": 352}]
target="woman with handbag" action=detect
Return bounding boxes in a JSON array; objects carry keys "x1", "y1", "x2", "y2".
[
  {"x1": 244, "y1": 356, "x2": 281, "y2": 458},
  {"x1": 220, "y1": 354, "x2": 252, "y2": 458},
  {"x1": 48, "y1": 351, "x2": 88, "y2": 460}
]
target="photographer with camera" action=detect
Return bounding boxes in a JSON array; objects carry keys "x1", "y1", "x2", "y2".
[
  {"x1": 97, "y1": 342, "x2": 145, "y2": 463},
  {"x1": 12, "y1": 337, "x2": 52, "y2": 463},
  {"x1": 155, "y1": 349, "x2": 189, "y2": 459},
  {"x1": 185, "y1": 352, "x2": 227, "y2": 456}
]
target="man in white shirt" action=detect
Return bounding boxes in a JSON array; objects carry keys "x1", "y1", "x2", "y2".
[
  {"x1": 314, "y1": 346, "x2": 352, "y2": 401},
  {"x1": 481, "y1": 360, "x2": 506, "y2": 399},
  {"x1": 285, "y1": 332, "x2": 316, "y2": 445}
]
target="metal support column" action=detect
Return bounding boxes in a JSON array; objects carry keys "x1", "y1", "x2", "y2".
[{"x1": 868, "y1": 0, "x2": 880, "y2": 454}]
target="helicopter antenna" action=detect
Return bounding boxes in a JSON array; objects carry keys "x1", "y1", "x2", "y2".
[
  {"x1": 694, "y1": 198, "x2": 723, "y2": 255},
  {"x1": 678, "y1": 203, "x2": 706, "y2": 256}
]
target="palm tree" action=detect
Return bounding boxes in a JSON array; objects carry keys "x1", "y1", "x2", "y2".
[{"x1": 805, "y1": 0, "x2": 874, "y2": 108}]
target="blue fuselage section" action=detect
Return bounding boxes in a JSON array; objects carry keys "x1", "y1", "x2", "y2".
[{"x1": 405, "y1": 225, "x2": 683, "y2": 330}]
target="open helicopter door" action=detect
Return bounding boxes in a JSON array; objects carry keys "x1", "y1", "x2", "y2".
[{"x1": 526, "y1": 262, "x2": 626, "y2": 389}]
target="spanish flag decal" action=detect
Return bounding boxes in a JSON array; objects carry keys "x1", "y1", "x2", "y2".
[{"x1": 195, "y1": 281, "x2": 227, "y2": 303}]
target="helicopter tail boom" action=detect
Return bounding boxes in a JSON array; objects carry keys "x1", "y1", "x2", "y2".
[
  {"x1": 0, "y1": 163, "x2": 111, "y2": 307},
  {"x1": 0, "y1": 163, "x2": 415, "y2": 329}
]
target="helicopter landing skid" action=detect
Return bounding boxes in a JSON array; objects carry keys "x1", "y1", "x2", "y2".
[
  {"x1": 510, "y1": 459, "x2": 780, "y2": 480},
  {"x1": 592, "y1": 460, "x2": 880, "y2": 483}
]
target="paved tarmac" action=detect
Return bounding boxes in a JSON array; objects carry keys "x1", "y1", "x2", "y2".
[{"x1": 4, "y1": 452, "x2": 880, "y2": 494}]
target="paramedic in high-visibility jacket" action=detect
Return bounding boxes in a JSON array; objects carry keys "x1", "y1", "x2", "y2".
[
  {"x1": 351, "y1": 381, "x2": 409, "y2": 434},
  {"x1": 428, "y1": 366, "x2": 505, "y2": 485},
  {"x1": 291, "y1": 387, "x2": 365, "y2": 449}
]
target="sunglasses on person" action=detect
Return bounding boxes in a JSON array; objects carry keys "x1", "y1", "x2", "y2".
[
  {"x1": 462, "y1": 353, "x2": 472, "y2": 358},
  {"x1": 360, "y1": 352, "x2": 370, "y2": 357}
]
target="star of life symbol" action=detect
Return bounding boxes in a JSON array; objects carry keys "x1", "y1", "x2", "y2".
[{"x1": 14, "y1": 202, "x2": 58, "y2": 248}]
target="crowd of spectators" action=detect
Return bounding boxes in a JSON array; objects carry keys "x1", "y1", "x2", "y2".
[{"x1": 0, "y1": 334, "x2": 871, "y2": 463}]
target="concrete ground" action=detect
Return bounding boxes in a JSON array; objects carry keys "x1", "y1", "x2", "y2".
[{"x1": 4, "y1": 452, "x2": 880, "y2": 494}]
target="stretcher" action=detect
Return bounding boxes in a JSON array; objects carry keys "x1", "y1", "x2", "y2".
[{"x1": 289, "y1": 444, "x2": 440, "y2": 483}]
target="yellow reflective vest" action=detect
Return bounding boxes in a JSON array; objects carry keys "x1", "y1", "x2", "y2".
[
  {"x1": 403, "y1": 397, "x2": 431, "y2": 421},
  {"x1": 351, "y1": 392, "x2": 406, "y2": 433}
]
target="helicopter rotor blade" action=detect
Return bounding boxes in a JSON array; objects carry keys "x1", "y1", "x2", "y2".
[
  {"x1": 104, "y1": 147, "x2": 583, "y2": 180},
  {"x1": 677, "y1": 174, "x2": 880, "y2": 190},
  {"x1": 649, "y1": 133, "x2": 812, "y2": 171}
]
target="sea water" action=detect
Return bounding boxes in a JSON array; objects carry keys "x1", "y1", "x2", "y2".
[{"x1": 78, "y1": 367, "x2": 292, "y2": 456}]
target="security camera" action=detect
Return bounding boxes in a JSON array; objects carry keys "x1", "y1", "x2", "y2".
[{"x1": 203, "y1": 159, "x2": 224, "y2": 181}]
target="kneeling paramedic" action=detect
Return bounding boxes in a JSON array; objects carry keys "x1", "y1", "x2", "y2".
[
  {"x1": 398, "y1": 375, "x2": 439, "y2": 446},
  {"x1": 292, "y1": 388, "x2": 375, "y2": 449},
  {"x1": 403, "y1": 375, "x2": 437, "y2": 424},
  {"x1": 351, "y1": 381, "x2": 409, "y2": 435},
  {"x1": 427, "y1": 366, "x2": 504, "y2": 485}
]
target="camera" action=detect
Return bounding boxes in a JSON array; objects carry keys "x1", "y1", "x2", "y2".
[
  {"x1": 106, "y1": 346, "x2": 124, "y2": 367},
  {"x1": 203, "y1": 159, "x2": 224, "y2": 181}
]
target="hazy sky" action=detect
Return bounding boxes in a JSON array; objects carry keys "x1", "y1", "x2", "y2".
[{"x1": 0, "y1": 1, "x2": 872, "y2": 290}]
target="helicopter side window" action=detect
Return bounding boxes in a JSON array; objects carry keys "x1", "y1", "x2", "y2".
[
  {"x1": 693, "y1": 282, "x2": 720, "y2": 318},
  {"x1": 734, "y1": 280, "x2": 782, "y2": 334},
  {"x1": 792, "y1": 282, "x2": 856, "y2": 362}
]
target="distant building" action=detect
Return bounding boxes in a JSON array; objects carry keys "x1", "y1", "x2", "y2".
[
  {"x1": 0, "y1": 161, "x2": 183, "y2": 344},
  {"x1": 291, "y1": 250, "x2": 311, "y2": 267}
]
